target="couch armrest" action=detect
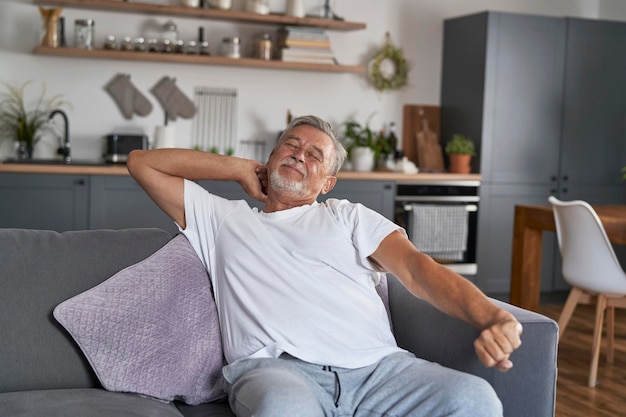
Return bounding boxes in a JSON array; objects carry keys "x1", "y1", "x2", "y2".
[{"x1": 388, "y1": 276, "x2": 557, "y2": 417}]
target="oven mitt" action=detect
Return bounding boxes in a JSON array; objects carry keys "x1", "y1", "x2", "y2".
[
  {"x1": 150, "y1": 76, "x2": 196, "y2": 121},
  {"x1": 105, "y1": 73, "x2": 153, "y2": 119}
]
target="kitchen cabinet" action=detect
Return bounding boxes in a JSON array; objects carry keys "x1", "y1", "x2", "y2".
[
  {"x1": 92, "y1": 176, "x2": 395, "y2": 230},
  {"x1": 0, "y1": 173, "x2": 89, "y2": 231},
  {"x1": 440, "y1": 11, "x2": 626, "y2": 295},
  {"x1": 32, "y1": 0, "x2": 366, "y2": 74},
  {"x1": 89, "y1": 176, "x2": 179, "y2": 234},
  {"x1": 0, "y1": 173, "x2": 395, "y2": 233}
]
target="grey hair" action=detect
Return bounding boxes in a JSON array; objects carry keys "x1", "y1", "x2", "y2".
[{"x1": 276, "y1": 115, "x2": 347, "y2": 175}]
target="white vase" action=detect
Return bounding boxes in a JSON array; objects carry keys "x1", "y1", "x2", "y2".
[{"x1": 351, "y1": 146, "x2": 375, "y2": 172}]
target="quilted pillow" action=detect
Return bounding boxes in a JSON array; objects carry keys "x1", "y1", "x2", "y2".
[{"x1": 53, "y1": 234, "x2": 225, "y2": 405}]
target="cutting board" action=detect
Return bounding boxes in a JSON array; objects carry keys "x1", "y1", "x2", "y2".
[
  {"x1": 402, "y1": 105, "x2": 444, "y2": 171},
  {"x1": 416, "y1": 121, "x2": 444, "y2": 171}
]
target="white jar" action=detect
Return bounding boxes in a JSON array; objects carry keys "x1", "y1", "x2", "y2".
[
  {"x1": 208, "y1": 0, "x2": 232, "y2": 10},
  {"x1": 181, "y1": 0, "x2": 200, "y2": 7},
  {"x1": 246, "y1": 0, "x2": 269, "y2": 15},
  {"x1": 286, "y1": 0, "x2": 305, "y2": 18}
]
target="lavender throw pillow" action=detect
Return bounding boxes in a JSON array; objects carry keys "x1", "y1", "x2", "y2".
[{"x1": 53, "y1": 234, "x2": 225, "y2": 405}]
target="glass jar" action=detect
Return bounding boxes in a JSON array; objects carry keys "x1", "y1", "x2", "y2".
[
  {"x1": 74, "y1": 19, "x2": 95, "y2": 49},
  {"x1": 221, "y1": 37, "x2": 240, "y2": 58},
  {"x1": 134, "y1": 37, "x2": 146, "y2": 52},
  {"x1": 184, "y1": 40, "x2": 198, "y2": 54},
  {"x1": 161, "y1": 38, "x2": 174, "y2": 53},
  {"x1": 103, "y1": 35, "x2": 117, "y2": 50},
  {"x1": 199, "y1": 40, "x2": 210, "y2": 56},
  {"x1": 120, "y1": 36, "x2": 133, "y2": 51},
  {"x1": 255, "y1": 33, "x2": 273, "y2": 60},
  {"x1": 147, "y1": 38, "x2": 160, "y2": 53},
  {"x1": 174, "y1": 40, "x2": 185, "y2": 54},
  {"x1": 162, "y1": 21, "x2": 179, "y2": 44}
]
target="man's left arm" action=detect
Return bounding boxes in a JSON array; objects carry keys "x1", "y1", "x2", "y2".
[{"x1": 370, "y1": 230, "x2": 523, "y2": 371}]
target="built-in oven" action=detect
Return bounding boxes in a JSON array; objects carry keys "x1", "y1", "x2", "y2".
[{"x1": 395, "y1": 180, "x2": 480, "y2": 279}]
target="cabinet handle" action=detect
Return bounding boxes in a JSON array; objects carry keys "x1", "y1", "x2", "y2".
[
  {"x1": 76, "y1": 179, "x2": 86, "y2": 185},
  {"x1": 562, "y1": 187, "x2": 568, "y2": 193},
  {"x1": 550, "y1": 176, "x2": 557, "y2": 181},
  {"x1": 562, "y1": 175, "x2": 568, "y2": 181}
]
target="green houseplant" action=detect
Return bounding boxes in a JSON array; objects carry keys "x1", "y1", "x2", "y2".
[
  {"x1": 445, "y1": 134, "x2": 475, "y2": 174},
  {"x1": 0, "y1": 80, "x2": 67, "y2": 159},
  {"x1": 342, "y1": 114, "x2": 391, "y2": 171}
]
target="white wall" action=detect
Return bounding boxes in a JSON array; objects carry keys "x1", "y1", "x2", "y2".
[{"x1": 0, "y1": 0, "x2": 623, "y2": 160}]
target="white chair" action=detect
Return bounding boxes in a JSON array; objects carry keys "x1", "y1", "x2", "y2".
[{"x1": 549, "y1": 196, "x2": 626, "y2": 387}]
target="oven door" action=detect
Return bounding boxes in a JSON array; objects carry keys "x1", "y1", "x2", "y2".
[{"x1": 396, "y1": 194, "x2": 479, "y2": 277}]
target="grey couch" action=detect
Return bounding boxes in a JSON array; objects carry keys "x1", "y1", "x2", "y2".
[{"x1": 0, "y1": 228, "x2": 558, "y2": 417}]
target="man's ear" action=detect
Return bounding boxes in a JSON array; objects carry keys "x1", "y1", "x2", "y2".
[{"x1": 320, "y1": 176, "x2": 337, "y2": 195}]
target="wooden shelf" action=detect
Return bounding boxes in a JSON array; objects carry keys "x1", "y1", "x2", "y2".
[
  {"x1": 34, "y1": 46, "x2": 366, "y2": 73},
  {"x1": 33, "y1": 0, "x2": 366, "y2": 31}
]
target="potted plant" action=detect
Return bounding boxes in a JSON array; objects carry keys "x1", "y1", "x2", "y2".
[
  {"x1": 342, "y1": 114, "x2": 391, "y2": 172},
  {"x1": 0, "y1": 80, "x2": 68, "y2": 160},
  {"x1": 445, "y1": 134, "x2": 476, "y2": 174}
]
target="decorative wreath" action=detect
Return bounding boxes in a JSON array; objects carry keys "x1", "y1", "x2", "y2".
[{"x1": 367, "y1": 32, "x2": 409, "y2": 91}]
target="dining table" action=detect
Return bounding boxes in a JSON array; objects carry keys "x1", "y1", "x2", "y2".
[{"x1": 509, "y1": 204, "x2": 626, "y2": 312}]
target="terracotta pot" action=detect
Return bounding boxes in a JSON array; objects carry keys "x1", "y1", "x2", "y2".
[{"x1": 448, "y1": 154, "x2": 472, "y2": 174}]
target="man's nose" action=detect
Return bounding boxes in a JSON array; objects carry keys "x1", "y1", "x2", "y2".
[{"x1": 292, "y1": 149, "x2": 305, "y2": 163}]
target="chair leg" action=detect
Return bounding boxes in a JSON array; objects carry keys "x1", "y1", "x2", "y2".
[
  {"x1": 606, "y1": 306, "x2": 615, "y2": 365},
  {"x1": 588, "y1": 294, "x2": 607, "y2": 387},
  {"x1": 558, "y1": 287, "x2": 584, "y2": 339}
]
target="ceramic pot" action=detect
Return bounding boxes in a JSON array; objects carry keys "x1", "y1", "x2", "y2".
[{"x1": 351, "y1": 146, "x2": 375, "y2": 172}]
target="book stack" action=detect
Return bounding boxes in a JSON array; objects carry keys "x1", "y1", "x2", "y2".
[{"x1": 277, "y1": 26, "x2": 337, "y2": 65}]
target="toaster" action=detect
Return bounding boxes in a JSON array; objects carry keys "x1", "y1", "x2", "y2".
[{"x1": 105, "y1": 134, "x2": 149, "y2": 163}]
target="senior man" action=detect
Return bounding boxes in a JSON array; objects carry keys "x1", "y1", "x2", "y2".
[{"x1": 127, "y1": 115, "x2": 522, "y2": 417}]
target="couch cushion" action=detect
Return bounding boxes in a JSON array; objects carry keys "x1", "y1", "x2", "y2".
[
  {"x1": 53, "y1": 234, "x2": 225, "y2": 405},
  {"x1": 0, "y1": 388, "x2": 183, "y2": 417},
  {"x1": 0, "y1": 228, "x2": 173, "y2": 393}
]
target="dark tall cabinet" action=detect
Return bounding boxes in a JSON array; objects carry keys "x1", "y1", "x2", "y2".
[{"x1": 441, "y1": 11, "x2": 626, "y2": 294}]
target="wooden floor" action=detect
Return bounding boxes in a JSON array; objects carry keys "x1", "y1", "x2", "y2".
[{"x1": 538, "y1": 302, "x2": 626, "y2": 417}]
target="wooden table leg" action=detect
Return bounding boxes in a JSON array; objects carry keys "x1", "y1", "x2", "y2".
[{"x1": 510, "y1": 206, "x2": 543, "y2": 312}]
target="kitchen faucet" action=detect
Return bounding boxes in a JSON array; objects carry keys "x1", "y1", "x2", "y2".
[{"x1": 48, "y1": 109, "x2": 71, "y2": 163}]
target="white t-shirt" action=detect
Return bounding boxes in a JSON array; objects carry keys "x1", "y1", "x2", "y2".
[{"x1": 181, "y1": 179, "x2": 406, "y2": 368}]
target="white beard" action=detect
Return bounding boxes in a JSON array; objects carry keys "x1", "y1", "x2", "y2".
[{"x1": 269, "y1": 169, "x2": 307, "y2": 197}]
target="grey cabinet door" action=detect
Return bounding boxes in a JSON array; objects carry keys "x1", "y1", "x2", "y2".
[
  {"x1": 441, "y1": 12, "x2": 566, "y2": 184},
  {"x1": 89, "y1": 176, "x2": 179, "y2": 234},
  {"x1": 476, "y1": 183, "x2": 558, "y2": 294},
  {"x1": 442, "y1": 12, "x2": 567, "y2": 294},
  {"x1": 480, "y1": 13, "x2": 566, "y2": 185},
  {"x1": 559, "y1": 18, "x2": 626, "y2": 202},
  {"x1": 0, "y1": 173, "x2": 89, "y2": 231}
]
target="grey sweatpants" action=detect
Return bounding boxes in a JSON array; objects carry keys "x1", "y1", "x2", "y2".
[{"x1": 222, "y1": 352, "x2": 503, "y2": 417}]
